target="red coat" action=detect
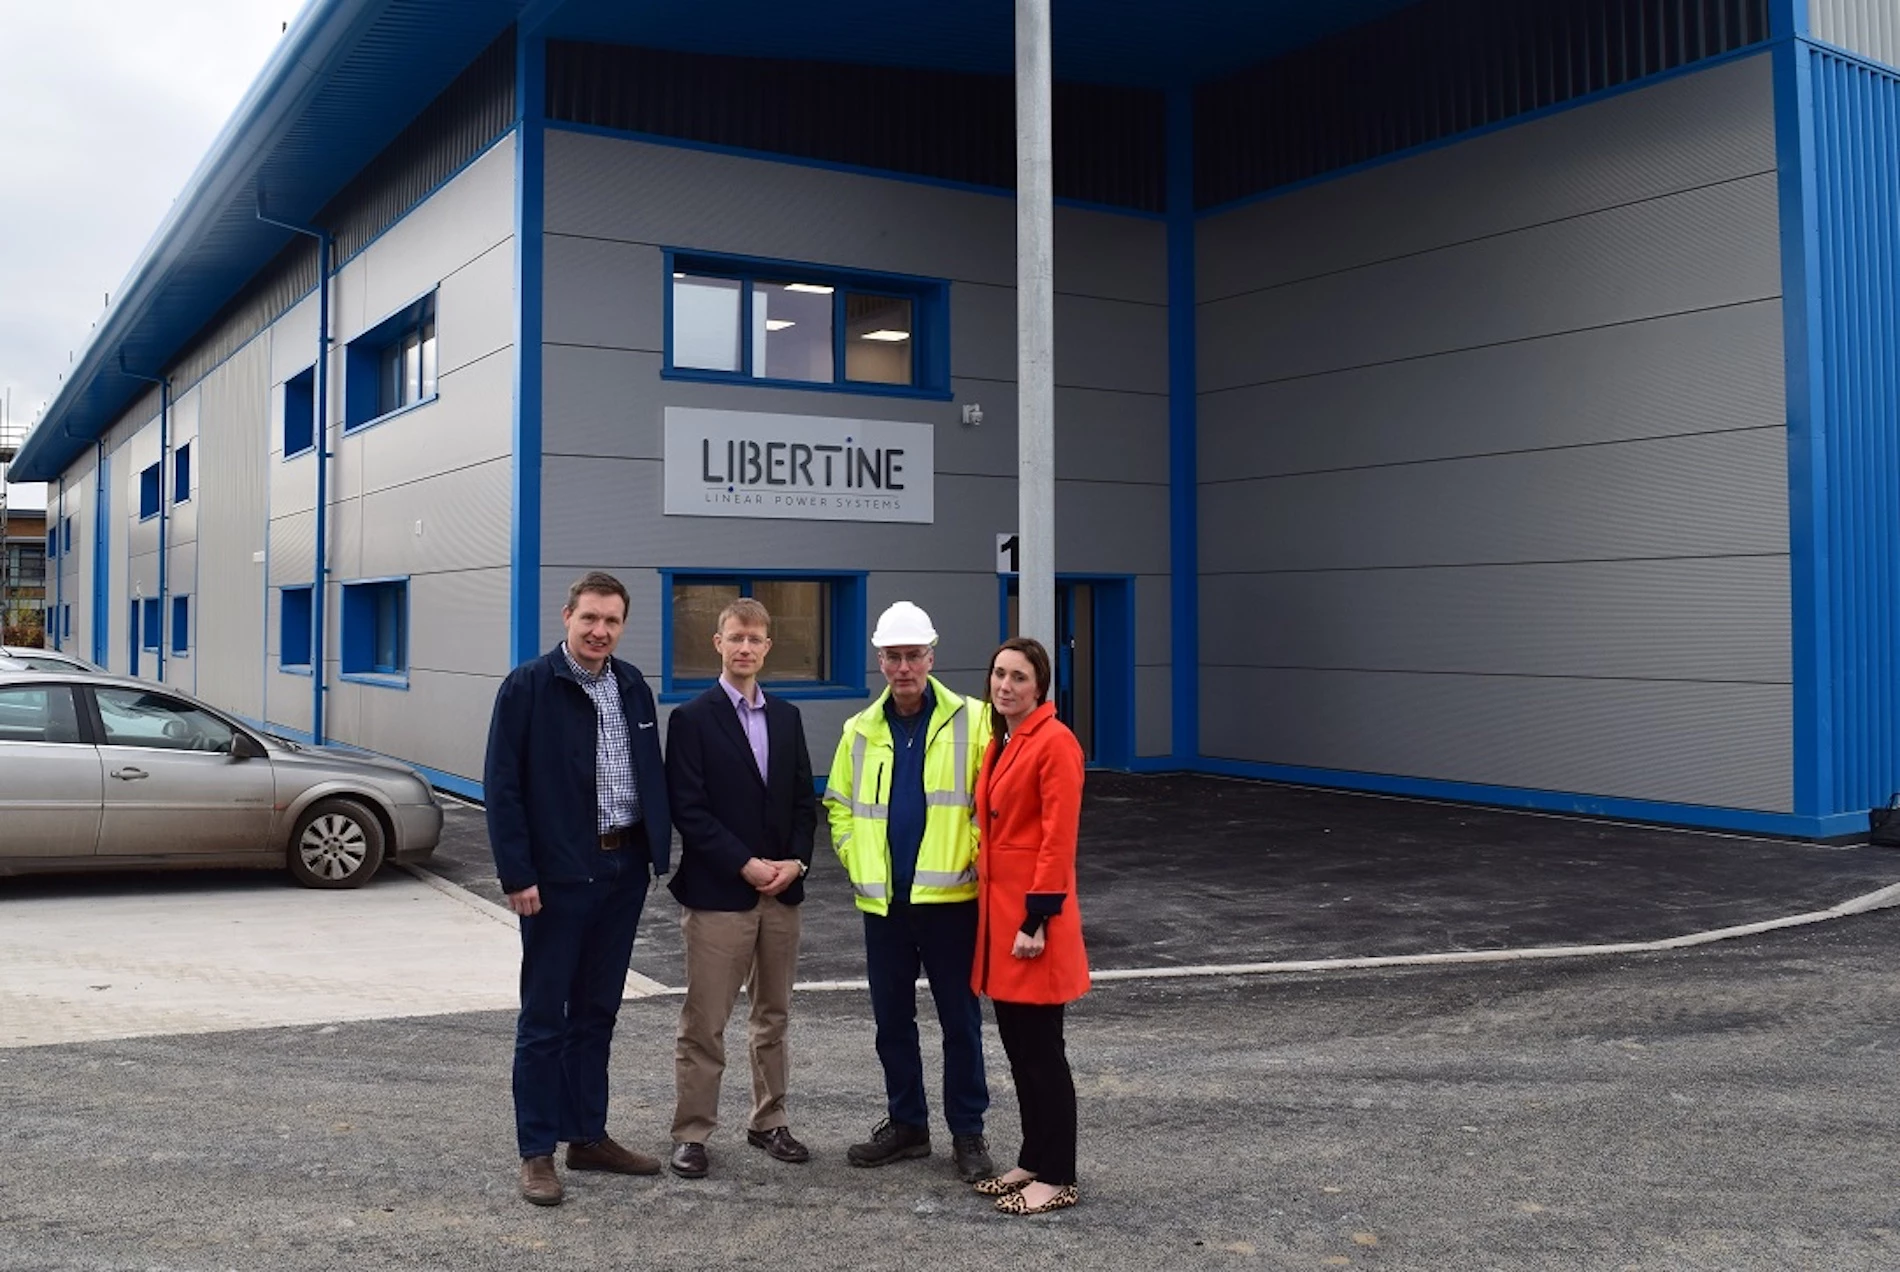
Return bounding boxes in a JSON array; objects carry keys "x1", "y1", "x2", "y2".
[{"x1": 972, "y1": 702, "x2": 1090, "y2": 1005}]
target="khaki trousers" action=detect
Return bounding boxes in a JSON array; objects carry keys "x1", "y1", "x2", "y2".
[{"x1": 671, "y1": 901, "x2": 802, "y2": 1143}]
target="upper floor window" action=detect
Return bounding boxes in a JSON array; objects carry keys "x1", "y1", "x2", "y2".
[
  {"x1": 344, "y1": 293, "x2": 438, "y2": 432},
  {"x1": 173, "y1": 443, "x2": 192, "y2": 505},
  {"x1": 138, "y1": 463, "x2": 161, "y2": 520},
  {"x1": 46, "y1": 528, "x2": 57, "y2": 559},
  {"x1": 665, "y1": 252, "x2": 949, "y2": 399},
  {"x1": 284, "y1": 366, "x2": 316, "y2": 457},
  {"x1": 62, "y1": 516, "x2": 74, "y2": 555}
]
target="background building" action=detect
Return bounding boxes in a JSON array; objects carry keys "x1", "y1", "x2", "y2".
[{"x1": 10, "y1": 0, "x2": 1899, "y2": 838}]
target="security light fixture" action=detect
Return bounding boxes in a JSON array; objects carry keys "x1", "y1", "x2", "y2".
[
  {"x1": 764, "y1": 319, "x2": 796, "y2": 331},
  {"x1": 860, "y1": 330, "x2": 910, "y2": 341},
  {"x1": 783, "y1": 283, "x2": 834, "y2": 293}
]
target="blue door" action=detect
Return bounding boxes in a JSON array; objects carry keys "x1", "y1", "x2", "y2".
[{"x1": 999, "y1": 575, "x2": 1133, "y2": 767}]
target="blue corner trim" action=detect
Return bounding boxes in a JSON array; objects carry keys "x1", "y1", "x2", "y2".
[
  {"x1": 1165, "y1": 87, "x2": 1199, "y2": 764},
  {"x1": 1773, "y1": 35, "x2": 1831, "y2": 818},
  {"x1": 1191, "y1": 757, "x2": 1866, "y2": 840},
  {"x1": 511, "y1": 32, "x2": 546, "y2": 669}
]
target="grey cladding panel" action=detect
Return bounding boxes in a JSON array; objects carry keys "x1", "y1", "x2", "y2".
[
  {"x1": 954, "y1": 283, "x2": 1168, "y2": 394},
  {"x1": 1197, "y1": 55, "x2": 1776, "y2": 299},
  {"x1": 1199, "y1": 301, "x2": 1785, "y2": 480},
  {"x1": 357, "y1": 669, "x2": 498, "y2": 783},
  {"x1": 1200, "y1": 429, "x2": 1789, "y2": 573},
  {"x1": 359, "y1": 459, "x2": 511, "y2": 578},
  {"x1": 1200, "y1": 668, "x2": 1793, "y2": 812},
  {"x1": 1136, "y1": 664, "x2": 1171, "y2": 758},
  {"x1": 1199, "y1": 176, "x2": 1782, "y2": 391},
  {"x1": 1812, "y1": 0, "x2": 1900, "y2": 68},
  {"x1": 545, "y1": 235, "x2": 665, "y2": 354},
  {"x1": 1204, "y1": 557, "x2": 1791, "y2": 684}
]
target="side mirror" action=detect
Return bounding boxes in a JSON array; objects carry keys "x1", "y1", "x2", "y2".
[{"x1": 232, "y1": 732, "x2": 266, "y2": 760}]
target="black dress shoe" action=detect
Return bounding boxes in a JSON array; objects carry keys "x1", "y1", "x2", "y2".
[
  {"x1": 846, "y1": 1117, "x2": 930, "y2": 1167},
  {"x1": 670, "y1": 1141, "x2": 709, "y2": 1179},
  {"x1": 746, "y1": 1126, "x2": 811, "y2": 1163}
]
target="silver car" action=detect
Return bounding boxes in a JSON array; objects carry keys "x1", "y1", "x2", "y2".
[
  {"x1": 0, "y1": 669, "x2": 443, "y2": 888},
  {"x1": 0, "y1": 646, "x2": 104, "y2": 674}
]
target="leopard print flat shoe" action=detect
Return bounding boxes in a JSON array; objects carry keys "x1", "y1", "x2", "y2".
[
  {"x1": 973, "y1": 1174, "x2": 1033, "y2": 1197},
  {"x1": 995, "y1": 1183, "x2": 1079, "y2": 1215}
]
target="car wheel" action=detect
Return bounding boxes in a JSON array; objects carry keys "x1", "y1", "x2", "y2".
[{"x1": 288, "y1": 797, "x2": 387, "y2": 889}]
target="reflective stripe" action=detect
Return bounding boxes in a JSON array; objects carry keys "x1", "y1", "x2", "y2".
[
  {"x1": 915, "y1": 868, "x2": 977, "y2": 888},
  {"x1": 823, "y1": 786, "x2": 851, "y2": 805},
  {"x1": 853, "y1": 881, "x2": 888, "y2": 899},
  {"x1": 924, "y1": 791, "x2": 970, "y2": 808},
  {"x1": 949, "y1": 708, "x2": 969, "y2": 800},
  {"x1": 835, "y1": 831, "x2": 852, "y2": 850},
  {"x1": 853, "y1": 801, "x2": 889, "y2": 819},
  {"x1": 850, "y1": 732, "x2": 868, "y2": 786}
]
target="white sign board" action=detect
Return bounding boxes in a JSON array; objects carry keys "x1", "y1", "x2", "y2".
[
  {"x1": 997, "y1": 532, "x2": 1019, "y2": 575},
  {"x1": 664, "y1": 407, "x2": 935, "y2": 523}
]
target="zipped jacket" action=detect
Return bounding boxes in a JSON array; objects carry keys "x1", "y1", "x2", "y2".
[{"x1": 824, "y1": 676, "x2": 989, "y2": 914}]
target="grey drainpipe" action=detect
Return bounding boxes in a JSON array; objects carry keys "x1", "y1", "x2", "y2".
[
  {"x1": 257, "y1": 195, "x2": 331, "y2": 746},
  {"x1": 120, "y1": 357, "x2": 170, "y2": 683},
  {"x1": 54, "y1": 476, "x2": 64, "y2": 647}
]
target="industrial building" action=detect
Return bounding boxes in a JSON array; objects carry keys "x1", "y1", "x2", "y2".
[{"x1": 9, "y1": 0, "x2": 1898, "y2": 838}]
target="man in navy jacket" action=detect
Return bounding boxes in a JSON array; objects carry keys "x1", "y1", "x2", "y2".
[
  {"x1": 664, "y1": 597, "x2": 816, "y2": 1179},
  {"x1": 484, "y1": 571, "x2": 672, "y2": 1207}
]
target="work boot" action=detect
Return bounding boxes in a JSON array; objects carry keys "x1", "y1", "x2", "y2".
[
  {"x1": 846, "y1": 1117, "x2": 931, "y2": 1167},
  {"x1": 566, "y1": 1135, "x2": 662, "y2": 1175},
  {"x1": 519, "y1": 1155, "x2": 563, "y2": 1206},
  {"x1": 951, "y1": 1132, "x2": 994, "y2": 1182}
]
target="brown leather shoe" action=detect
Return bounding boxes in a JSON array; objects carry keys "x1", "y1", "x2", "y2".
[
  {"x1": 519, "y1": 1155, "x2": 563, "y2": 1206},
  {"x1": 670, "y1": 1141, "x2": 709, "y2": 1178},
  {"x1": 746, "y1": 1126, "x2": 811, "y2": 1164},
  {"x1": 565, "y1": 1135, "x2": 662, "y2": 1176}
]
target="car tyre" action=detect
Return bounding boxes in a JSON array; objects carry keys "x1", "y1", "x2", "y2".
[{"x1": 288, "y1": 797, "x2": 387, "y2": 889}]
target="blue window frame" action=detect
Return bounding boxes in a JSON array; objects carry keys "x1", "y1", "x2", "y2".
[
  {"x1": 340, "y1": 578, "x2": 408, "y2": 684},
  {"x1": 660, "y1": 570, "x2": 867, "y2": 700},
  {"x1": 138, "y1": 463, "x2": 161, "y2": 521},
  {"x1": 172, "y1": 443, "x2": 191, "y2": 504},
  {"x1": 664, "y1": 251, "x2": 950, "y2": 400},
  {"x1": 141, "y1": 597, "x2": 161, "y2": 652},
  {"x1": 46, "y1": 528, "x2": 57, "y2": 559},
  {"x1": 284, "y1": 366, "x2": 316, "y2": 458},
  {"x1": 171, "y1": 596, "x2": 190, "y2": 655},
  {"x1": 344, "y1": 294, "x2": 437, "y2": 432},
  {"x1": 62, "y1": 516, "x2": 73, "y2": 555},
  {"x1": 281, "y1": 585, "x2": 314, "y2": 670}
]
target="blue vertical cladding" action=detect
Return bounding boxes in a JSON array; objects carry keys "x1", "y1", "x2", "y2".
[
  {"x1": 1166, "y1": 87, "x2": 1198, "y2": 763},
  {"x1": 511, "y1": 27, "x2": 545, "y2": 668},
  {"x1": 1806, "y1": 45, "x2": 1900, "y2": 813}
]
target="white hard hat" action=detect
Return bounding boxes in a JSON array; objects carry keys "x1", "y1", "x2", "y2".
[{"x1": 871, "y1": 600, "x2": 938, "y2": 648}]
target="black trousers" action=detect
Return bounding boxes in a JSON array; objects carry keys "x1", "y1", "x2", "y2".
[{"x1": 991, "y1": 1000, "x2": 1077, "y2": 1186}]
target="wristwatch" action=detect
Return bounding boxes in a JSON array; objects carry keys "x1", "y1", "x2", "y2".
[{"x1": 797, "y1": 860, "x2": 810, "y2": 878}]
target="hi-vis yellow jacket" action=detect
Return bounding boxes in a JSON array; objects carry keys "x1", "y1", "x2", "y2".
[{"x1": 824, "y1": 677, "x2": 991, "y2": 915}]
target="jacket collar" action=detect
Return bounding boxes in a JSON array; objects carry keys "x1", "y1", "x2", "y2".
[
  {"x1": 856, "y1": 675, "x2": 964, "y2": 735},
  {"x1": 546, "y1": 642, "x2": 628, "y2": 690},
  {"x1": 988, "y1": 701, "x2": 1057, "y2": 787}
]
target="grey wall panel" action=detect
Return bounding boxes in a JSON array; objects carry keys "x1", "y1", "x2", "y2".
[
  {"x1": 437, "y1": 238, "x2": 517, "y2": 378},
  {"x1": 356, "y1": 348, "x2": 514, "y2": 496},
  {"x1": 1136, "y1": 664, "x2": 1170, "y2": 758},
  {"x1": 353, "y1": 669, "x2": 497, "y2": 782},
  {"x1": 269, "y1": 295, "x2": 320, "y2": 388},
  {"x1": 1205, "y1": 556, "x2": 1792, "y2": 684},
  {"x1": 1135, "y1": 573, "x2": 1172, "y2": 668},
  {"x1": 1812, "y1": 0, "x2": 1900, "y2": 68},
  {"x1": 190, "y1": 339, "x2": 269, "y2": 720},
  {"x1": 405, "y1": 568, "x2": 510, "y2": 681},
  {"x1": 1199, "y1": 174, "x2": 1781, "y2": 392},
  {"x1": 269, "y1": 511, "x2": 317, "y2": 588},
  {"x1": 327, "y1": 496, "x2": 366, "y2": 586},
  {"x1": 1200, "y1": 429, "x2": 1788, "y2": 574},
  {"x1": 266, "y1": 665, "x2": 314, "y2": 733},
  {"x1": 1200, "y1": 668, "x2": 1793, "y2": 812},
  {"x1": 954, "y1": 282, "x2": 1168, "y2": 395},
  {"x1": 544, "y1": 235, "x2": 665, "y2": 354},
  {"x1": 358, "y1": 459, "x2": 511, "y2": 579},
  {"x1": 1199, "y1": 301, "x2": 1785, "y2": 481},
  {"x1": 1198, "y1": 54, "x2": 1775, "y2": 300},
  {"x1": 272, "y1": 450, "x2": 317, "y2": 518},
  {"x1": 545, "y1": 132, "x2": 1166, "y2": 305}
]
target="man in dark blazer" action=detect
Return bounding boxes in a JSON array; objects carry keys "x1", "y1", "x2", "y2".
[
  {"x1": 664, "y1": 596, "x2": 817, "y2": 1179},
  {"x1": 484, "y1": 571, "x2": 672, "y2": 1207}
]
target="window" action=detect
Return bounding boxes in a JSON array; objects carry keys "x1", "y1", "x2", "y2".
[
  {"x1": 662, "y1": 571, "x2": 866, "y2": 698},
  {"x1": 341, "y1": 579, "x2": 407, "y2": 682},
  {"x1": 284, "y1": 366, "x2": 316, "y2": 457},
  {"x1": 173, "y1": 443, "x2": 191, "y2": 504},
  {"x1": 281, "y1": 585, "x2": 313, "y2": 670},
  {"x1": 62, "y1": 605, "x2": 71, "y2": 641},
  {"x1": 0, "y1": 685, "x2": 83, "y2": 746},
  {"x1": 141, "y1": 598, "x2": 161, "y2": 652},
  {"x1": 62, "y1": 516, "x2": 74, "y2": 554},
  {"x1": 344, "y1": 293, "x2": 437, "y2": 431},
  {"x1": 666, "y1": 253, "x2": 948, "y2": 398},
  {"x1": 47, "y1": 528, "x2": 58, "y2": 559},
  {"x1": 138, "y1": 463, "x2": 161, "y2": 520},
  {"x1": 171, "y1": 596, "x2": 189, "y2": 655},
  {"x1": 95, "y1": 686, "x2": 237, "y2": 754}
]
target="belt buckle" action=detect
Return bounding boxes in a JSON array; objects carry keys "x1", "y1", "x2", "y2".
[{"x1": 599, "y1": 830, "x2": 622, "y2": 851}]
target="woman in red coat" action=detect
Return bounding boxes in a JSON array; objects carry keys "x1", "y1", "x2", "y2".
[{"x1": 970, "y1": 637, "x2": 1089, "y2": 1216}]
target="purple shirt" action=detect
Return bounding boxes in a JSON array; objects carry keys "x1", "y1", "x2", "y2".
[{"x1": 720, "y1": 676, "x2": 769, "y2": 781}]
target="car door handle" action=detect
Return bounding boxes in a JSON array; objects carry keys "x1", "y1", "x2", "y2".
[{"x1": 110, "y1": 767, "x2": 149, "y2": 781}]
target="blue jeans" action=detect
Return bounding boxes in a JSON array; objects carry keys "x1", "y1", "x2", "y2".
[
  {"x1": 512, "y1": 848, "x2": 649, "y2": 1158},
  {"x1": 863, "y1": 898, "x2": 988, "y2": 1136}
]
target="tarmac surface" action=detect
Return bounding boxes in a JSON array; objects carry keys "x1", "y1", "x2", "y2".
[{"x1": 4, "y1": 773, "x2": 1900, "y2": 1269}]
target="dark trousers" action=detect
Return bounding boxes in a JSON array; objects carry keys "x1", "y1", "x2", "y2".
[
  {"x1": 512, "y1": 846, "x2": 649, "y2": 1158},
  {"x1": 863, "y1": 898, "x2": 989, "y2": 1136},
  {"x1": 992, "y1": 1000, "x2": 1077, "y2": 1186}
]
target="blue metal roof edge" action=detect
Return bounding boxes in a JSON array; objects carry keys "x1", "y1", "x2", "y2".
[{"x1": 11, "y1": 0, "x2": 396, "y2": 481}]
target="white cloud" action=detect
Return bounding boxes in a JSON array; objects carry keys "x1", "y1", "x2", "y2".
[{"x1": 1, "y1": 2, "x2": 295, "y2": 510}]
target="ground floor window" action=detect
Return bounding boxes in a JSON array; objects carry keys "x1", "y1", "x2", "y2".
[
  {"x1": 281, "y1": 585, "x2": 313, "y2": 670},
  {"x1": 340, "y1": 579, "x2": 407, "y2": 684},
  {"x1": 662, "y1": 571, "x2": 866, "y2": 699}
]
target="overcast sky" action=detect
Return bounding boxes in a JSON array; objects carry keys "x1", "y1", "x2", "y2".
[{"x1": 1, "y1": 2, "x2": 295, "y2": 512}]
